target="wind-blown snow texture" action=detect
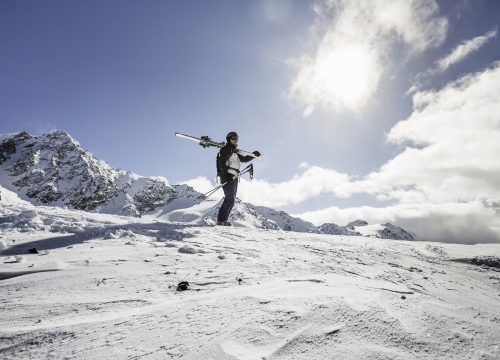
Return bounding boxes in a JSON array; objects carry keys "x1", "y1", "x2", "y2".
[
  {"x1": 0, "y1": 197, "x2": 499, "y2": 359},
  {"x1": 0, "y1": 131, "x2": 413, "y2": 240}
]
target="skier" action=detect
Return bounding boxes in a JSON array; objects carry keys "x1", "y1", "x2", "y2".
[{"x1": 216, "y1": 131, "x2": 261, "y2": 226}]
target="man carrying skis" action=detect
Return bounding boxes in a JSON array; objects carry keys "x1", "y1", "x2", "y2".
[{"x1": 216, "y1": 131, "x2": 261, "y2": 226}]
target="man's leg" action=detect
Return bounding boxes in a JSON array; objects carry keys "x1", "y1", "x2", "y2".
[{"x1": 217, "y1": 178, "x2": 237, "y2": 222}]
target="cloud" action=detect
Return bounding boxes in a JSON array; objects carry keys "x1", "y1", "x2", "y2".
[
  {"x1": 373, "y1": 61, "x2": 500, "y2": 205},
  {"x1": 289, "y1": 0, "x2": 447, "y2": 112},
  {"x1": 179, "y1": 176, "x2": 222, "y2": 199},
  {"x1": 236, "y1": 165, "x2": 352, "y2": 207},
  {"x1": 436, "y1": 28, "x2": 497, "y2": 73},
  {"x1": 408, "y1": 28, "x2": 497, "y2": 94},
  {"x1": 179, "y1": 164, "x2": 353, "y2": 207}
]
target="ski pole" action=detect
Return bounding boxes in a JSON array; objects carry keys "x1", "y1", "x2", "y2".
[{"x1": 196, "y1": 164, "x2": 253, "y2": 203}]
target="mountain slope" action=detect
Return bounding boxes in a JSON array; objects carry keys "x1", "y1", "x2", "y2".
[{"x1": 250, "y1": 205, "x2": 318, "y2": 232}]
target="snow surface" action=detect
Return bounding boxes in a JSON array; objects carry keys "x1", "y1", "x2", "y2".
[{"x1": 1, "y1": 198, "x2": 500, "y2": 359}]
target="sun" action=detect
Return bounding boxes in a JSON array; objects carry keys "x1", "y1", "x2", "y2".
[
  {"x1": 314, "y1": 44, "x2": 379, "y2": 110},
  {"x1": 292, "y1": 43, "x2": 381, "y2": 113}
]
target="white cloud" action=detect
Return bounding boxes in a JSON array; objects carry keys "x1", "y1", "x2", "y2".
[
  {"x1": 436, "y1": 28, "x2": 497, "y2": 72},
  {"x1": 236, "y1": 165, "x2": 352, "y2": 207},
  {"x1": 372, "y1": 61, "x2": 500, "y2": 205},
  {"x1": 179, "y1": 176, "x2": 222, "y2": 199},
  {"x1": 408, "y1": 28, "x2": 497, "y2": 94},
  {"x1": 290, "y1": 0, "x2": 447, "y2": 112},
  {"x1": 179, "y1": 165, "x2": 353, "y2": 207}
]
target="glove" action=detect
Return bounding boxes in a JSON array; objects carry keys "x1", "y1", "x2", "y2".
[{"x1": 252, "y1": 151, "x2": 261, "y2": 157}]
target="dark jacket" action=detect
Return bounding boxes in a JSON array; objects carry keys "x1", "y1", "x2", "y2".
[{"x1": 217, "y1": 144, "x2": 253, "y2": 180}]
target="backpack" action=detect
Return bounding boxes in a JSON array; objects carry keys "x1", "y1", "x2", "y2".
[{"x1": 216, "y1": 150, "x2": 225, "y2": 179}]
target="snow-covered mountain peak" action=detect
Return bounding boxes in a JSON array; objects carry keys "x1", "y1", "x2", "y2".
[
  {"x1": 319, "y1": 220, "x2": 415, "y2": 241},
  {"x1": 0, "y1": 131, "x2": 200, "y2": 216}
]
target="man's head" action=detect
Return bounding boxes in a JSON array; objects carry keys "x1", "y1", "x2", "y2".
[{"x1": 226, "y1": 131, "x2": 238, "y2": 145}]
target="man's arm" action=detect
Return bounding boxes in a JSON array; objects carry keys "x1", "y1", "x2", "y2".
[{"x1": 238, "y1": 151, "x2": 260, "y2": 163}]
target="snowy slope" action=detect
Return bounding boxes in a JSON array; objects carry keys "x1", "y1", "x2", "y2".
[
  {"x1": 0, "y1": 184, "x2": 31, "y2": 205},
  {"x1": 0, "y1": 201, "x2": 499, "y2": 359},
  {"x1": 161, "y1": 198, "x2": 281, "y2": 229}
]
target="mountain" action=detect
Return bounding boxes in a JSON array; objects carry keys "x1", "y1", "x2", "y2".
[
  {"x1": 0, "y1": 131, "x2": 415, "y2": 240},
  {"x1": 319, "y1": 220, "x2": 415, "y2": 241},
  {"x1": 318, "y1": 223, "x2": 361, "y2": 236},
  {"x1": 378, "y1": 223, "x2": 415, "y2": 241},
  {"x1": 0, "y1": 131, "x2": 200, "y2": 216},
  {"x1": 250, "y1": 205, "x2": 319, "y2": 232}
]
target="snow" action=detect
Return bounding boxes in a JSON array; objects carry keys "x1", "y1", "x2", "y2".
[
  {"x1": 354, "y1": 223, "x2": 384, "y2": 237},
  {"x1": 1, "y1": 200, "x2": 500, "y2": 359},
  {"x1": 0, "y1": 185, "x2": 31, "y2": 205}
]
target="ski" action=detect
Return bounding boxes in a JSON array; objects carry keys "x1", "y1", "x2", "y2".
[{"x1": 175, "y1": 132, "x2": 262, "y2": 158}]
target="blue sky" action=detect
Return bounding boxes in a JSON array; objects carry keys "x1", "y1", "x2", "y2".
[{"x1": 1, "y1": 0, "x2": 500, "y2": 242}]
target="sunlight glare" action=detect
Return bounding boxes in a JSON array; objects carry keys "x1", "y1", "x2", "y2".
[{"x1": 313, "y1": 44, "x2": 378, "y2": 110}]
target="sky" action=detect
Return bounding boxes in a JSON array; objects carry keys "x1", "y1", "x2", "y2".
[{"x1": 1, "y1": 0, "x2": 500, "y2": 243}]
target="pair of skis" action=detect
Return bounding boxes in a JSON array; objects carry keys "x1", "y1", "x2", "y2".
[
  {"x1": 175, "y1": 132, "x2": 260, "y2": 202},
  {"x1": 175, "y1": 132, "x2": 262, "y2": 159}
]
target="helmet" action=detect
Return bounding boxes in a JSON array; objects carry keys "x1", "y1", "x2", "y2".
[{"x1": 226, "y1": 131, "x2": 238, "y2": 142}]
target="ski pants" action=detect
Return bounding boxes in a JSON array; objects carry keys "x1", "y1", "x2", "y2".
[{"x1": 217, "y1": 176, "x2": 238, "y2": 222}]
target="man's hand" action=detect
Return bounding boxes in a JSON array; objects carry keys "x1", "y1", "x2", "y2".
[{"x1": 252, "y1": 151, "x2": 261, "y2": 157}]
